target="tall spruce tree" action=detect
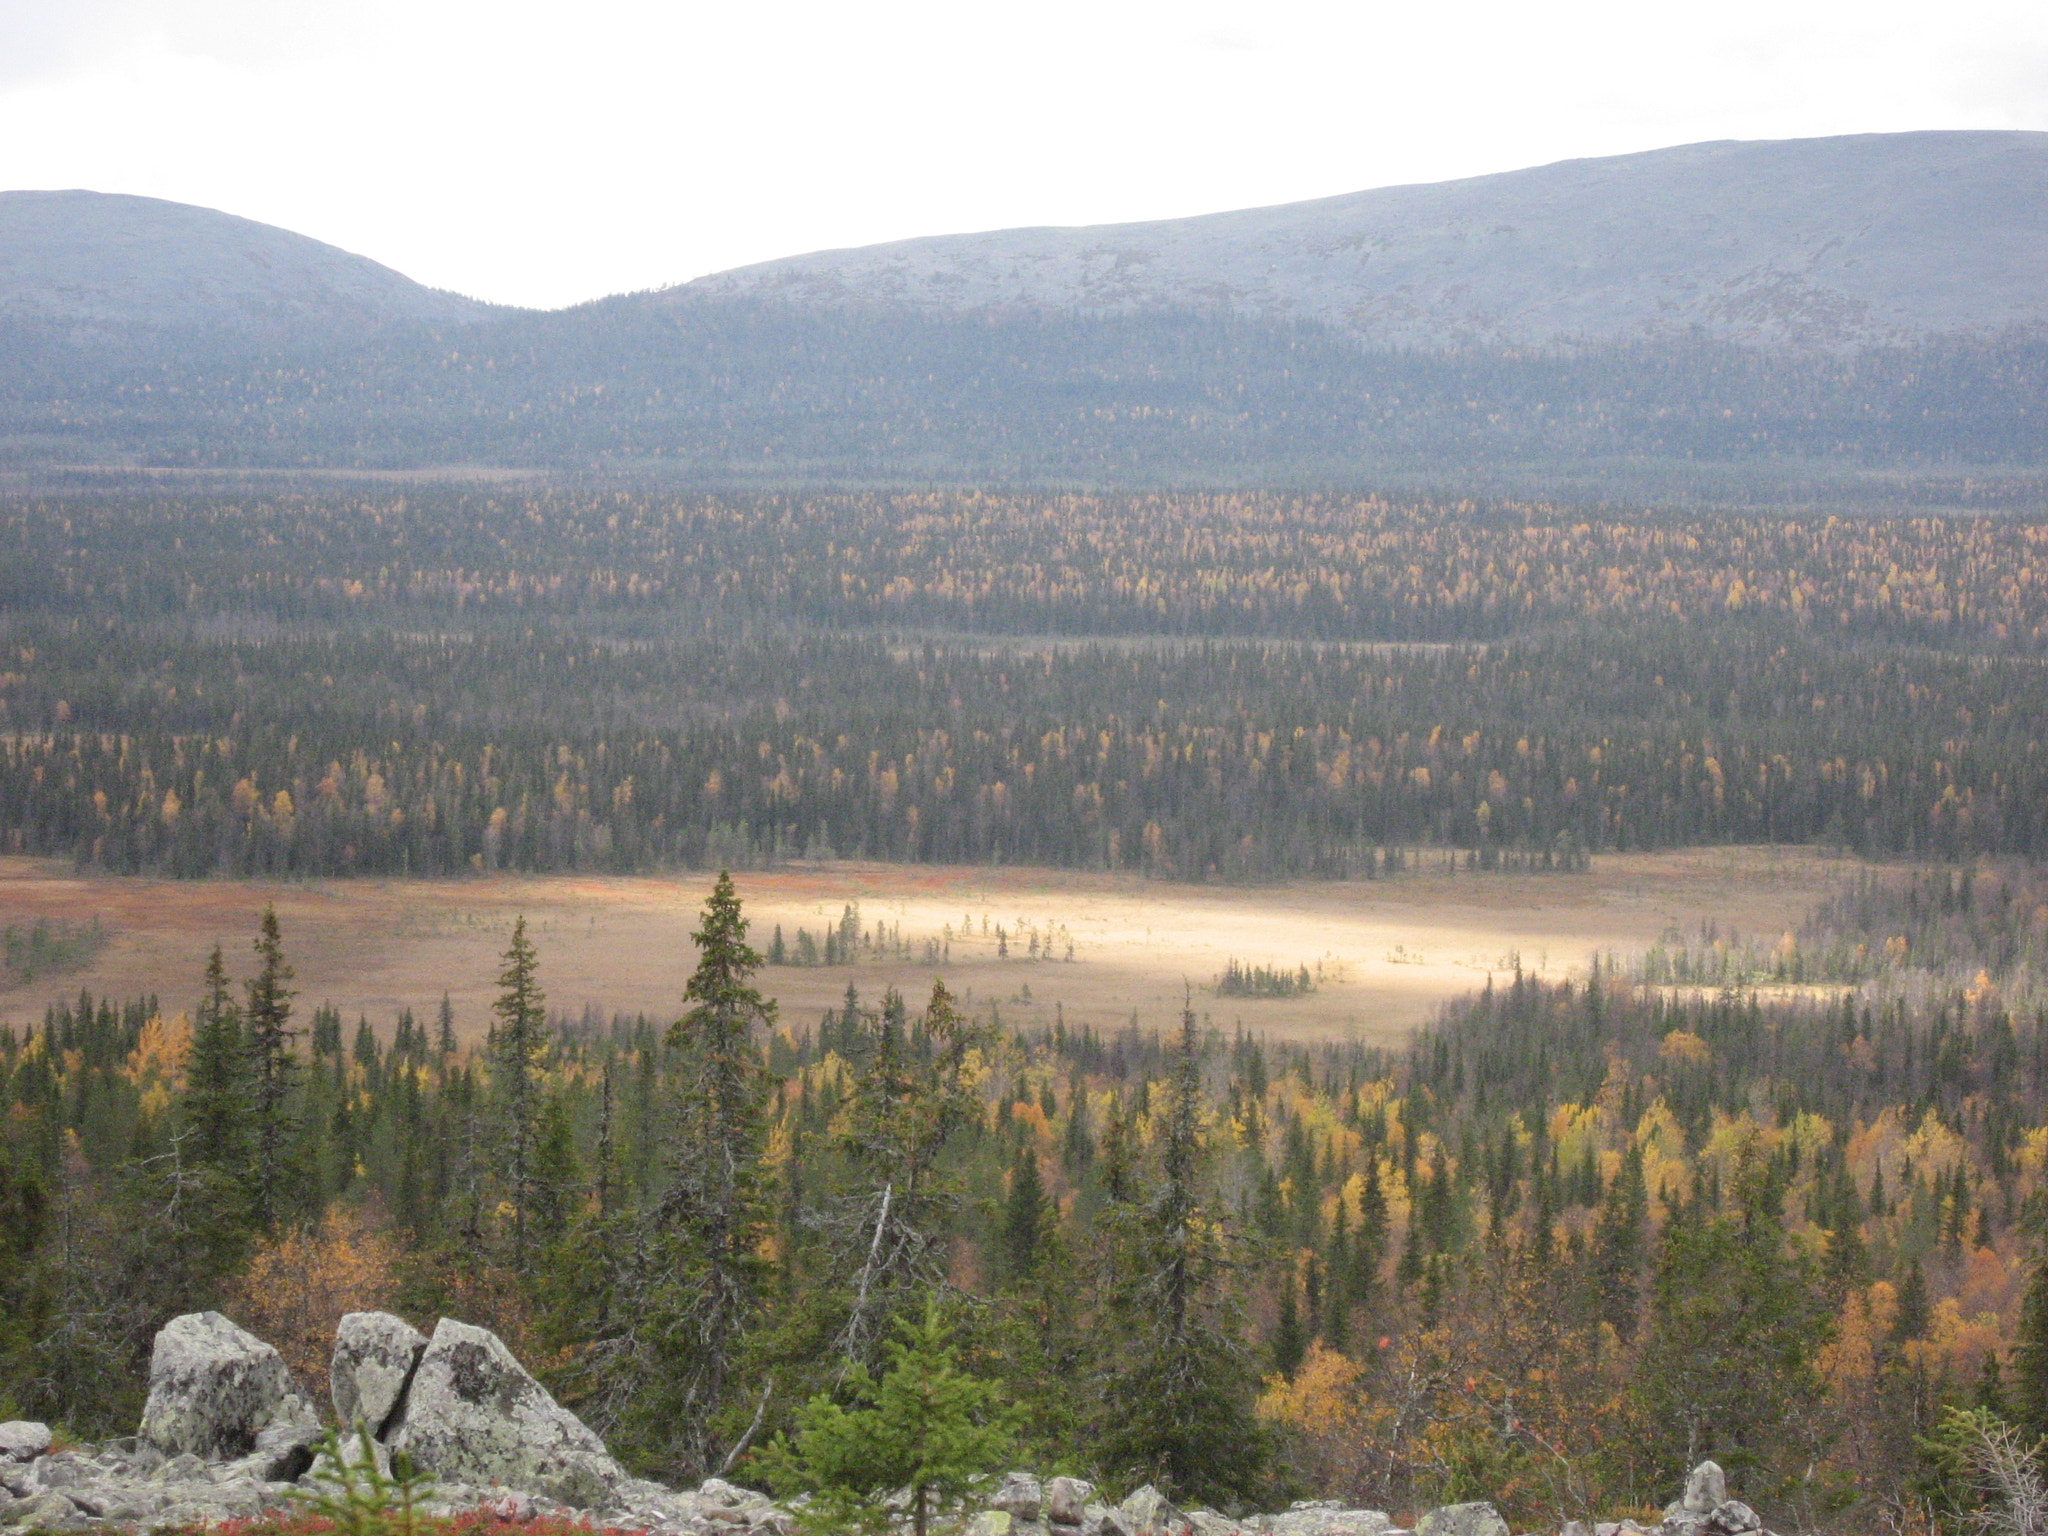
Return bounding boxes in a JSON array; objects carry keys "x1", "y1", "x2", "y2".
[
  {"x1": 636, "y1": 872, "x2": 777, "y2": 1479},
  {"x1": 492, "y1": 915, "x2": 549, "y2": 1271},
  {"x1": 243, "y1": 906, "x2": 298, "y2": 1231},
  {"x1": 1096, "y1": 1002, "x2": 1268, "y2": 1506},
  {"x1": 184, "y1": 945, "x2": 250, "y2": 1177}
]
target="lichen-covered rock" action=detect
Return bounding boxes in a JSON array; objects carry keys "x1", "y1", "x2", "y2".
[
  {"x1": 1705, "y1": 1502, "x2": 1760, "y2": 1536},
  {"x1": 1681, "y1": 1462, "x2": 1725, "y2": 1517},
  {"x1": 993, "y1": 1472, "x2": 1045, "y2": 1523},
  {"x1": 138, "y1": 1311, "x2": 321, "y2": 1473},
  {"x1": 1048, "y1": 1478, "x2": 1097, "y2": 1527},
  {"x1": 331, "y1": 1311, "x2": 429, "y2": 1437},
  {"x1": 1262, "y1": 1501, "x2": 1393, "y2": 1536},
  {"x1": 0, "y1": 1426, "x2": 50, "y2": 1463},
  {"x1": 391, "y1": 1318, "x2": 623, "y2": 1506},
  {"x1": 1120, "y1": 1485, "x2": 1187, "y2": 1536},
  {"x1": 1414, "y1": 1503, "x2": 1508, "y2": 1536}
]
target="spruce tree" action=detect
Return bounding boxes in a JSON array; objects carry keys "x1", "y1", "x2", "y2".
[
  {"x1": 492, "y1": 915, "x2": 549, "y2": 1271},
  {"x1": 640, "y1": 872, "x2": 777, "y2": 1479},
  {"x1": 1002, "y1": 1147, "x2": 1046, "y2": 1282},
  {"x1": 1592, "y1": 1143, "x2": 1648, "y2": 1340},
  {"x1": 756, "y1": 1301, "x2": 1016, "y2": 1536},
  {"x1": 243, "y1": 906, "x2": 298, "y2": 1231},
  {"x1": 1096, "y1": 1002, "x2": 1268, "y2": 1506},
  {"x1": 184, "y1": 944, "x2": 250, "y2": 1178},
  {"x1": 2011, "y1": 1244, "x2": 2048, "y2": 1436},
  {"x1": 834, "y1": 978, "x2": 989, "y2": 1365}
]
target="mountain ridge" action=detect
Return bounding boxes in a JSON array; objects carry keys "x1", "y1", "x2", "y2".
[{"x1": 677, "y1": 131, "x2": 2048, "y2": 350}]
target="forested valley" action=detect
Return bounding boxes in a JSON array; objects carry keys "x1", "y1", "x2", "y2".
[
  {"x1": 7, "y1": 484, "x2": 2048, "y2": 1533},
  {"x1": 8, "y1": 864, "x2": 2048, "y2": 1533}
]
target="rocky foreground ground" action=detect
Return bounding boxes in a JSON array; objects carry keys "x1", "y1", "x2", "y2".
[{"x1": 0, "y1": 1312, "x2": 1774, "y2": 1536}]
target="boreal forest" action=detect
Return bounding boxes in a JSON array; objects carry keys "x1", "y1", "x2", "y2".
[{"x1": 4, "y1": 482, "x2": 2048, "y2": 1535}]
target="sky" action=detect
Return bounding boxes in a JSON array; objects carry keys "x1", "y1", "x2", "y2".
[{"x1": 2, "y1": 0, "x2": 2046, "y2": 311}]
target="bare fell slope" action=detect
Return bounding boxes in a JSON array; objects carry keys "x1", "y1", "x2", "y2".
[
  {"x1": 0, "y1": 189, "x2": 500, "y2": 342},
  {"x1": 683, "y1": 131, "x2": 2048, "y2": 350}
]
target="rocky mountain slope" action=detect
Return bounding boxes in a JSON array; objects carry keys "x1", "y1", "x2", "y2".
[
  {"x1": 0, "y1": 191, "x2": 500, "y2": 343},
  {"x1": 681, "y1": 131, "x2": 2048, "y2": 350}
]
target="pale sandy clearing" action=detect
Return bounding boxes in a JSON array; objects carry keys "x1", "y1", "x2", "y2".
[{"x1": 0, "y1": 848, "x2": 1864, "y2": 1046}]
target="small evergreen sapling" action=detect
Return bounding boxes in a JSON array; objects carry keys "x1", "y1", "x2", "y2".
[
  {"x1": 293, "y1": 1424, "x2": 435, "y2": 1536},
  {"x1": 755, "y1": 1300, "x2": 1017, "y2": 1536}
]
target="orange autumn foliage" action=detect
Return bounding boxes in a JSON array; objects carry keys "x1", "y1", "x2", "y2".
[{"x1": 227, "y1": 1206, "x2": 404, "y2": 1401}]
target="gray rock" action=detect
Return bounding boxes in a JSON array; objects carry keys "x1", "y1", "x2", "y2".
[
  {"x1": 993, "y1": 1473, "x2": 1045, "y2": 1523},
  {"x1": 1415, "y1": 1504, "x2": 1509, "y2": 1536},
  {"x1": 21, "y1": 1455, "x2": 89, "y2": 1492},
  {"x1": 1682, "y1": 1463, "x2": 1726, "y2": 1517},
  {"x1": 7, "y1": 1490, "x2": 80, "y2": 1529},
  {"x1": 1706, "y1": 1503, "x2": 1759, "y2": 1536},
  {"x1": 1121, "y1": 1485, "x2": 1187, "y2": 1536},
  {"x1": 699, "y1": 1477, "x2": 771, "y2": 1509},
  {"x1": 391, "y1": 1317, "x2": 623, "y2": 1506},
  {"x1": 1265, "y1": 1505, "x2": 1393, "y2": 1536},
  {"x1": 332, "y1": 1311, "x2": 430, "y2": 1438},
  {"x1": 0, "y1": 1424, "x2": 51, "y2": 1462},
  {"x1": 138, "y1": 1311, "x2": 322, "y2": 1471},
  {"x1": 1048, "y1": 1478, "x2": 1098, "y2": 1526}
]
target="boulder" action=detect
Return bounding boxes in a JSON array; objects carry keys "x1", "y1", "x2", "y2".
[
  {"x1": 1121, "y1": 1485, "x2": 1187, "y2": 1536},
  {"x1": 1681, "y1": 1463, "x2": 1725, "y2": 1517},
  {"x1": 1414, "y1": 1504, "x2": 1509, "y2": 1536},
  {"x1": 1048, "y1": 1478, "x2": 1097, "y2": 1526},
  {"x1": 331, "y1": 1311, "x2": 429, "y2": 1437},
  {"x1": 391, "y1": 1318, "x2": 623, "y2": 1507},
  {"x1": 137, "y1": 1312, "x2": 321, "y2": 1475},
  {"x1": 1265, "y1": 1504, "x2": 1393, "y2": 1536},
  {"x1": 1704, "y1": 1503, "x2": 1759, "y2": 1536},
  {"x1": 0, "y1": 1425, "x2": 50, "y2": 1462},
  {"x1": 993, "y1": 1473, "x2": 1045, "y2": 1523}
]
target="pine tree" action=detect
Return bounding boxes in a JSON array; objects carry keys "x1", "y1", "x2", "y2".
[
  {"x1": 492, "y1": 915, "x2": 549, "y2": 1271},
  {"x1": 244, "y1": 906, "x2": 298, "y2": 1231}
]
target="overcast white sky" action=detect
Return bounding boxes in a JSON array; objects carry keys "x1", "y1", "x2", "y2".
[{"x1": 2, "y1": 0, "x2": 2046, "y2": 310}]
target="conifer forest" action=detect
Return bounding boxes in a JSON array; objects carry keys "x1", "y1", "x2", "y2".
[{"x1": 5, "y1": 483, "x2": 2048, "y2": 1533}]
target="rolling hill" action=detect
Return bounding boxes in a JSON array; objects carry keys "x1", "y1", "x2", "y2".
[
  {"x1": 682, "y1": 132, "x2": 2048, "y2": 351},
  {"x1": 2, "y1": 134, "x2": 2046, "y2": 492},
  {"x1": 0, "y1": 190, "x2": 501, "y2": 343}
]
